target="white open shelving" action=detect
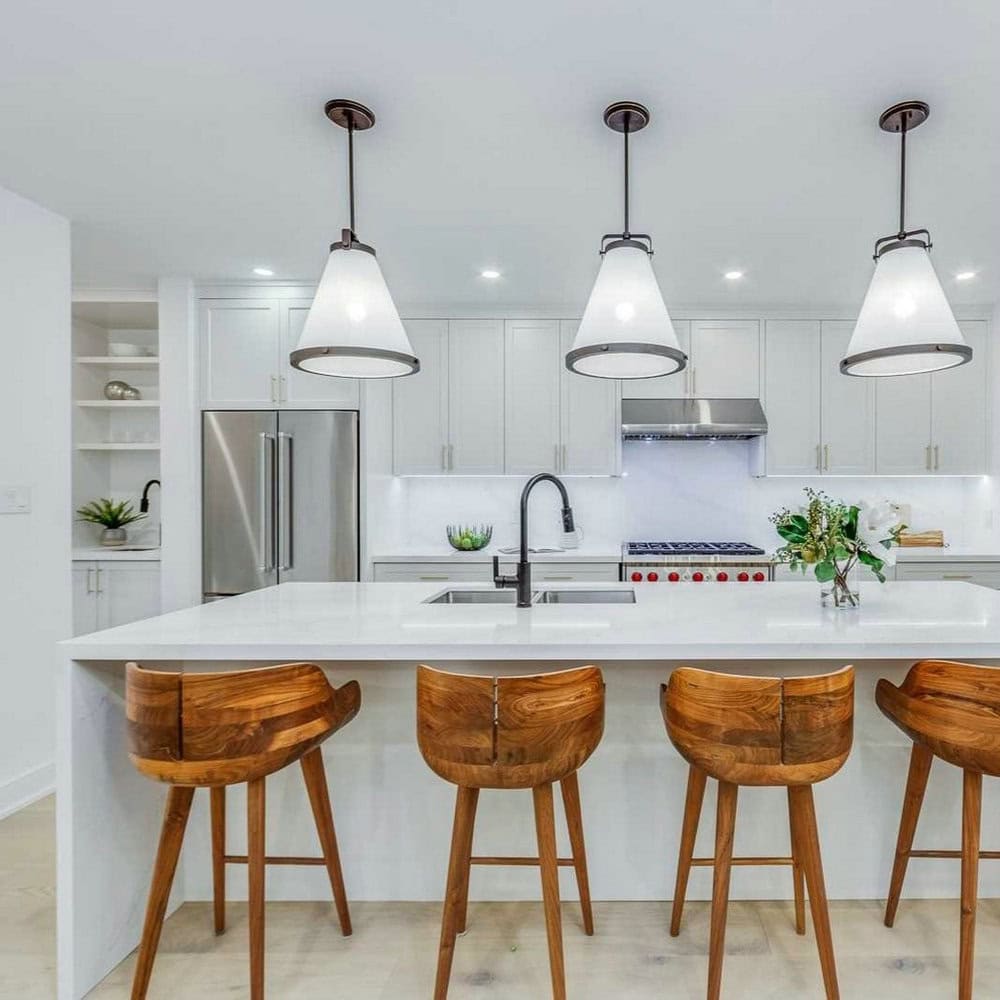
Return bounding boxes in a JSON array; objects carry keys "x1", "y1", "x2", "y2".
[
  {"x1": 75, "y1": 400, "x2": 160, "y2": 408},
  {"x1": 76, "y1": 442, "x2": 160, "y2": 451},
  {"x1": 74, "y1": 356, "x2": 159, "y2": 366}
]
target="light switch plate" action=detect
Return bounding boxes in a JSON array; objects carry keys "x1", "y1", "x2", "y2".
[{"x1": 0, "y1": 486, "x2": 31, "y2": 514}]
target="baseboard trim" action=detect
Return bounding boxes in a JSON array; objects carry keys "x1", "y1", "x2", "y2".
[{"x1": 0, "y1": 761, "x2": 55, "y2": 820}]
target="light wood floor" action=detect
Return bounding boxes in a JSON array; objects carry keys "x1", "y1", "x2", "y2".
[{"x1": 6, "y1": 797, "x2": 1000, "y2": 998}]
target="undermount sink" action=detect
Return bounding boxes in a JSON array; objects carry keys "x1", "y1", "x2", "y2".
[
  {"x1": 426, "y1": 589, "x2": 519, "y2": 605},
  {"x1": 534, "y1": 589, "x2": 636, "y2": 604}
]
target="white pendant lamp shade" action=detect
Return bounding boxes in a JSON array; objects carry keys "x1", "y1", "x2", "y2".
[
  {"x1": 567, "y1": 243, "x2": 686, "y2": 378},
  {"x1": 842, "y1": 244, "x2": 970, "y2": 377},
  {"x1": 290, "y1": 245, "x2": 418, "y2": 378}
]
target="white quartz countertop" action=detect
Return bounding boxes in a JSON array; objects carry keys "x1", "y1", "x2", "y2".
[
  {"x1": 63, "y1": 580, "x2": 1000, "y2": 662},
  {"x1": 371, "y1": 546, "x2": 622, "y2": 563},
  {"x1": 72, "y1": 547, "x2": 161, "y2": 561}
]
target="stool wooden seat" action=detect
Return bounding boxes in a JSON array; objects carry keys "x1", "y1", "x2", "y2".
[
  {"x1": 662, "y1": 666, "x2": 854, "y2": 1000},
  {"x1": 877, "y1": 659, "x2": 1000, "y2": 1000},
  {"x1": 125, "y1": 661, "x2": 360, "y2": 1000},
  {"x1": 417, "y1": 664, "x2": 605, "y2": 1000}
]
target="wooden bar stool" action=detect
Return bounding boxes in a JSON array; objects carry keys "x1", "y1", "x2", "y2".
[
  {"x1": 662, "y1": 666, "x2": 854, "y2": 1000},
  {"x1": 877, "y1": 659, "x2": 1000, "y2": 1000},
  {"x1": 417, "y1": 664, "x2": 605, "y2": 1000},
  {"x1": 125, "y1": 661, "x2": 360, "y2": 1000}
]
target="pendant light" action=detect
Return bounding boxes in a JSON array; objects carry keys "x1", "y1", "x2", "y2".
[
  {"x1": 841, "y1": 101, "x2": 970, "y2": 377},
  {"x1": 566, "y1": 102, "x2": 687, "y2": 380},
  {"x1": 290, "y1": 100, "x2": 419, "y2": 379}
]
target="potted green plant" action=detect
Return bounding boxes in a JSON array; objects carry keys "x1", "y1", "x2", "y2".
[
  {"x1": 76, "y1": 498, "x2": 147, "y2": 548},
  {"x1": 770, "y1": 488, "x2": 904, "y2": 608}
]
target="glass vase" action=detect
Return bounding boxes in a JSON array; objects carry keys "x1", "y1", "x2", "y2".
[{"x1": 820, "y1": 562, "x2": 860, "y2": 609}]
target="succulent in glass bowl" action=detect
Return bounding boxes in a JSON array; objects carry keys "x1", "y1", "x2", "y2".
[{"x1": 446, "y1": 524, "x2": 493, "y2": 552}]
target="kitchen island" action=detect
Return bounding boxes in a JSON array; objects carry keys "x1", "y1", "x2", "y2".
[{"x1": 59, "y1": 580, "x2": 1000, "y2": 999}]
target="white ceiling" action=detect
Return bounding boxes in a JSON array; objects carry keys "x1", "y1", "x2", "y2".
[{"x1": 2, "y1": 1, "x2": 998, "y2": 311}]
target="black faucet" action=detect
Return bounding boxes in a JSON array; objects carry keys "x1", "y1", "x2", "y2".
[
  {"x1": 494, "y1": 473, "x2": 576, "y2": 608},
  {"x1": 139, "y1": 479, "x2": 161, "y2": 513}
]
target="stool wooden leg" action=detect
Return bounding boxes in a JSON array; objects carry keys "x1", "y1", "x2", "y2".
[
  {"x1": 885, "y1": 744, "x2": 933, "y2": 928},
  {"x1": 789, "y1": 785, "x2": 839, "y2": 1000},
  {"x1": 130, "y1": 785, "x2": 194, "y2": 1000},
  {"x1": 534, "y1": 781, "x2": 566, "y2": 1000},
  {"x1": 210, "y1": 786, "x2": 226, "y2": 935},
  {"x1": 671, "y1": 765, "x2": 707, "y2": 936},
  {"x1": 454, "y1": 786, "x2": 479, "y2": 936},
  {"x1": 300, "y1": 747, "x2": 352, "y2": 936},
  {"x1": 560, "y1": 771, "x2": 594, "y2": 936},
  {"x1": 707, "y1": 781, "x2": 737, "y2": 1000},
  {"x1": 247, "y1": 777, "x2": 266, "y2": 1000},
  {"x1": 960, "y1": 769, "x2": 982, "y2": 1000},
  {"x1": 787, "y1": 787, "x2": 806, "y2": 935},
  {"x1": 434, "y1": 786, "x2": 479, "y2": 1000}
]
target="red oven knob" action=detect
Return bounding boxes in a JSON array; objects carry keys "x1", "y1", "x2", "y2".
[
  {"x1": 647, "y1": 572, "x2": 659, "y2": 582},
  {"x1": 753, "y1": 572, "x2": 766, "y2": 582},
  {"x1": 717, "y1": 572, "x2": 729, "y2": 582},
  {"x1": 737, "y1": 572, "x2": 749, "y2": 582},
  {"x1": 630, "y1": 571, "x2": 643, "y2": 582},
  {"x1": 692, "y1": 572, "x2": 704, "y2": 582},
  {"x1": 667, "y1": 572, "x2": 680, "y2": 582}
]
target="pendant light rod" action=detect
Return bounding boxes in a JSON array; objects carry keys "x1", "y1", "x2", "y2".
[
  {"x1": 347, "y1": 112, "x2": 357, "y2": 236},
  {"x1": 623, "y1": 116, "x2": 630, "y2": 237},
  {"x1": 897, "y1": 114, "x2": 907, "y2": 237}
]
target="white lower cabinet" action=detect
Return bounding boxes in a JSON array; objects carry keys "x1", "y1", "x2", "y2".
[
  {"x1": 894, "y1": 561, "x2": 1000, "y2": 590},
  {"x1": 72, "y1": 561, "x2": 162, "y2": 635},
  {"x1": 372, "y1": 560, "x2": 619, "y2": 584}
]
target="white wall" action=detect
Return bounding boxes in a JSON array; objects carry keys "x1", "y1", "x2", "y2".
[{"x1": 0, "y1": 185, "x2": 71, "y2": 817}]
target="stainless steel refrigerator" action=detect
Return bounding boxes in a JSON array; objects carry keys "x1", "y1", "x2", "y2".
[{"x1": 202, "y1": 410, "x2": 359, "y2": 600}]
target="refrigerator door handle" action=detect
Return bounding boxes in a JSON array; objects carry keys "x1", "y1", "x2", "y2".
[
  {"x1": 278, "y1": 431, "x2": 293, "y2": 571},
  {"x1": 258, "y1": 432, "x2": 276, "y2": 572}
]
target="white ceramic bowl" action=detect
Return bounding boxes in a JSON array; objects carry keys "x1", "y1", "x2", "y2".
[{"x1": 108, "y1": 342, "x2": 145, "y2": 357}]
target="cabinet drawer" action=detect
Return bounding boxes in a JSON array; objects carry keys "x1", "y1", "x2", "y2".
[
  {"x1": 895, "y1": 562, "x2": 1000, "y2": 590},
  {"x1": 508, "y1": 561, "x2": 619, "y2": 583},
  {"x1": 373, "y1": 563, "x2": 489, "y2": 583}
]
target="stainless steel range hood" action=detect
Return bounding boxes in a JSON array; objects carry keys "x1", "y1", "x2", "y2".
[{"x1": 621, "y1": 398, "x2": 768, "y2": 440}]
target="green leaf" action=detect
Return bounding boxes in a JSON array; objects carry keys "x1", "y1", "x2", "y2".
[
  {"x1": 814, "y1": 561, "x2": 836, "y2": 583},
  {"x1": 777, "y1": 524, "x2": 807, "y2": 543}
]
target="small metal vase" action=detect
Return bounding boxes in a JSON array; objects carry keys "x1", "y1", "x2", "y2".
[{"x1": 100, "y1": 527, "x2": 127, "y2": 547}]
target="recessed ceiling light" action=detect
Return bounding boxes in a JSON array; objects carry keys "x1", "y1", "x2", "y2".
[
  {"x1": 480, "y1": 269, "x2": 501, "y2": 279},
  {"x1": 724, "y1": 270, "x2": 744, "y2": 280},
  {"x1": 253, "y1": 267, "x2": 274, "y2": 277},
  {"x1": 955, "y1": 270, "x2": 977, "y2": 281}
]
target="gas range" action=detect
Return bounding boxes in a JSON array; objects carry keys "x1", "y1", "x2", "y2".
[{"x1": 622, "y1": 541, "x2": 773, "y2": 584}]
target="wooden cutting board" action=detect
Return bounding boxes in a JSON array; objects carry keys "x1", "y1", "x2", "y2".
[{"x1": 897, "y1": 530, "x2": 945, "y2": 548}]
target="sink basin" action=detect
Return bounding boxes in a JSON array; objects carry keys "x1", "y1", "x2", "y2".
[
  {"x1": 426, "y1": 589, "x2": 519, "y2": 605},
  {"x1": 534, "y1": 589, "x2": 636, "y2": 604}
]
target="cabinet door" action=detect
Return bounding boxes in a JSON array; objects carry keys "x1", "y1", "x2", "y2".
[
  {"x1": 372, "y1": 562, "x2": 489, "y2": 583},
  {"x1": 392, "y1": 320, "x2": 449, "y2": 474},
  {"x1": 620, "y1": 321, "x2": 691, "y2": 399},
  {"x1": 448, "y1": 320, "x2": 504, "y2": 474},
  {"x1": 72, "y1": 563, "x2": 100, "y2": 636},
  {"x1": 100, "y1": 563, "x2": 162, "y2": 628},
  {"x1": 690, "y1": 320, "x2": 760, "y2": 397},
  {"x1": 821, "y1": 321, "x2": 875, "y2": 474},
  {"x1": 764, "y1": 321, "x2": 821, "y2": 475},
  {"x1": 504, "y1": 320, "x2": 561, "y2": 475},
  {"x1": 932, "y1": 321, "x2": 988, "y2": 474},
  {"x1": 201, "y1": 300, "x2": 280, "y2": 408},
  {"x1": 560, "y1": 321, "x2": 620, "y2": 475},
  {"x1": 876, "y1": 374, "x2": 932, "y2": 474},
  {"x1": 279, "y1": 300, "x2": 360, "y2": 409}
]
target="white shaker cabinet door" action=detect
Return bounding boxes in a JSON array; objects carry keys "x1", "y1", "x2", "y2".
[
  {"x1": 72, "y1": 563, "x2": 100, "y2": 636},
  {"x1": 876, "y1": 373, "x2": 932, "y2": 474},
  {"x1": 504, "y1": 320, "x2": 561, "y2": 475},
  {"x1": 689, "y1": 320, "x2": 760, "y2": 398},
  {"x1": 763, "y1": 321, "x2": 821, "y2": 475},
  {"x1": 448, "y1": 320, "x2": 505, "y2": 474},
  {"x1": 100, "y1": 563, "x2": 162, "y2": 629},
  {"x1": 560, "y1": 321, "x2": 620, "y2": 475},
  {"x1": 932, "y1": 321, "x2": 988, "y2": 475},
  {"x1": 200, "y1": 300, "x2": 280, "y2": 408},
  {"x1": 821, "y1": 321, "x2": 875, "y2": 474},
  {"x1": 279, "y1": 300, "x2": 360, "y2": 409},
  {"x1": 620, "y1": 321, "x2": 691, "y2": 399},
  {"x1": 392, "y1": 320, "x2": 449, "y2": 475}
]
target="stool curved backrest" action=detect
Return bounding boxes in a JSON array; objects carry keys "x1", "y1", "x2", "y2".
[
  {"x1": 662, "y1": 665, "x2": 854, "y2": 786},
  {"x1": 416, "y1": 664, "x2": 605, "y2": 789},
  {"x1": 876, "y1": 659, "x2": 1000, "y2": 776},
  {"x1": 126, "y1": 661, "x2": 361, "y2": 786}
]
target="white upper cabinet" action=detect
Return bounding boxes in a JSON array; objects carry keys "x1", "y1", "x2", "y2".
[
  {"x1": 689, "y1": 320, "x2": 761, "y2": 397},
  {"x1": 279, "y1": 300, "x2": 360, "y2": 409},
  {"x1": 448, "y1": 320, "x2": 505, "y2": 474},
  {"x1": 931, "y1": 320, "x2": 988, "y2": 475},
  {"x1": 504, "y1": 320, "x2": 562, "y2": 475},
  {"x1": 392, "y1": 320, "x2": 449, "y2": 474},
  {"x1": 875, "y1": 373, "x2": 933, "y2": 474},
  {"x1": 821, "y1": 321, "x2": 875, "y2": 474},
  {"x1": 560, "y1": 321, "x2": 620, "y2": 475},
  {"x1": 201, "y1": 297, "x2": 359, "y2": 409},
  {"x1": 764, "y1": 321, "x2": 821, "y2": 475},
  {"x1": 621, "y1": 321, "x2": 691, "y2": 399}
]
